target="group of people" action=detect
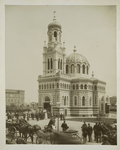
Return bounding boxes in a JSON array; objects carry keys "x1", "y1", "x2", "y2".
[
  {"x1": 81, "y1": 122, "x2": 114, "y2": 145},
  {"x1": 47, "y1": 115, "x2": 69, "y2": 132}
]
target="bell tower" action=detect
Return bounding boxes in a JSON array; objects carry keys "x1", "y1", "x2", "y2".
[
  {"x1": 47, "y1": 11, "x2": 62, "y2": 48},
  {"x1": 42, "y1": 12, "x2": 66, "y2": 76}
]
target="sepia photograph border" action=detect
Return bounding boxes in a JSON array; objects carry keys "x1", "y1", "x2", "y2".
[{"x1": 0, "y1": 0, "x2": 120, "y2": 150}]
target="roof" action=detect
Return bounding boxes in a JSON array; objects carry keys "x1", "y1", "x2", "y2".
[{"x1": 66, "y1": 53, "x2": 89, "y2": 65}]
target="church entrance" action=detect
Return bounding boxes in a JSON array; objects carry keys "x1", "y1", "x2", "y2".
[{"x1": 43, "y1": 96, "x2": 51, "y2": 112}]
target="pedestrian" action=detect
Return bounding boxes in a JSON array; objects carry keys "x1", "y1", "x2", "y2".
[
  {"x1": 47, "y1": 115, "x2": 56, "y2": 132},
  {"x1": 96, "y1": 122, "x2": 102, "y2": 143},
  {"x1": 61, "y1": 120, "x2": 69, "y2": 131},
  {"x1": 101, "y1": 135, "x2": 111, "y2": 145},
  {"x1": 81, "y1": 122, "x2": 88, "y2": 143},
  {"x1": 87, "y1": 123, "x2": 92, "y2": 142},
  {"x1": 93, "y1": 123, "x2": 97, "y2": 141}
]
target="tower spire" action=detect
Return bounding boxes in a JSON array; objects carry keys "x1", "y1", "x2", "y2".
[{"x1": 53, "y1": 11, "x2": 56, "y2": 21}]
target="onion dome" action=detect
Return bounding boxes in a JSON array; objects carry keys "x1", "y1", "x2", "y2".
[
  {"x1": 66, "y1": 47, "x2": 89, "y2": 65},
  {"x1": 48, "y1": 11, "x2": 62, "y2": 30}
]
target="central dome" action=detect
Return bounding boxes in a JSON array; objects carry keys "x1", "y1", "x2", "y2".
[{"x1": 66, "y1": 53, "x2": 89, "y2": 65}]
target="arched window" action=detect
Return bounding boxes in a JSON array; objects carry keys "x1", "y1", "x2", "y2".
[
  {"x1": 94, "y1": 95, "x2": 97, "y2": 105},
  {"x1": 61, "y1": 59, "x2": 62, "y2": 70},
  {"x1": 63, "y1": 83, "x2": 64, "y2": 89},
  {"x1": 67, "y1": 96, "x2": 68, "y2": 105},
  {"x1": 87, "y1": 66, "x2": 89, "y2": 74},
  {"x1": 74, "y1": 96, "x2": 77, "y2": 106},
  {"x1": 52, "y1": 83, "x2": 54, "y2": 89},
  {"x1": 65, "y1": 84, "x2": 66, "y2": 89},
  {"x1": 42, "y1": 84, "x2": 43, "y2": 89},
  {"x1": 77, "y1": 64, "x2": 80, "y2": 73},
  {"x1": 58, "y1": 58, "x2": 60, "y2": 69},
  {"x1": 60, "y1": 83, "x2": 62, "y2": 88},
  {"x1": 57, "y1": 83, "x2": 59, "y2": 88},
  {"x1": 82, "y1": 96, "x2": 85, "y2": 106},
  {"x1": 66, "y1": 65, "x2": 68, "y2": 74},
  {"x1": 82, "y1": 65, "x2": 85, "y2": 74},
  {"x1": 44, "y1": 84, "x2": 46, "y2": 89},
  {"x1": 64, "y1": 96, "x2": 66, "y2": 106},
  {"x1": 90, "y1": 97, "x2": 92, "y2": 106},
  {"x1": 51, "y1": 58, "x2": 52, "y2": 69},
  {"x1": 76, "y1": 84, "x2": 78, "y2": 89},
  {"x1": 49, "y1": 32, "x2": 52, "y2": 41},
  {"x1": 84, "y1": 84, "x2": 87, "y2": 89},
  {"x1": 59, "y1": 33, "x2": 61, "y2": 42},
  {"x1": 50, "y1": 83, "x2": 51, "y2": 89},
  {"x1": 73, "y1": 85, "x2": 75, "y2": 90},
  {"x1": 71, "y1": 64, "x2": 75, "y2": 73},
  {"x1": 81, "y1": 84, "x2": 83, "y2": 89},
  {"x1": 67, "y1": 84, "x2": 68, "y2": 89},
  {"x1": 39, "y1": 85, "x2": 41, "y2": 89},
  {"x1": 94, "y1": 85, "x2": 97, "y2": 90},
  {"x1": 54, "y1": 31, "x2": 57, "y2": 41},
  {"x1": 47, "y1": 84, "x2": 49, "y2": 89},
  {"x1": 62, "y1": 96, "x2": 64, "y2": 105},
  {"x1": 48, "y1": 59, "x2": 49, "y2": 70}
]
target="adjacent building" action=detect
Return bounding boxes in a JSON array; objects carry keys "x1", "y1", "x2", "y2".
[
  {"x1": 6, "y1": 89, "x2": 25, "y2": 106},
  {"x1": 37, "y1": 13, "x2": 108, "y2": 117}
]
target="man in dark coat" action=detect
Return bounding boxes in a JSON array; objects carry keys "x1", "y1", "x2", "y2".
[
  {"x1": 81, "y1": 122, "x2": 88, "y2": 143},
  {"x1": 47, "y1": 116, "x2": 55, "y2": 132},
  {"x1": 96, "y1": 122, "x2": 102, "y2": 143},
  {"x1": 93, "y1": 123, "x2": 97, "y2": 141},
  {"x1": 61, "y1": 120, "x2": 69, "y2": 131},
  {"x1": 87, "y1": 123, "x2": 92, "y2": 142},
  {"x1": 101, "y1": 135, "x2": 111, "y2": 145}
]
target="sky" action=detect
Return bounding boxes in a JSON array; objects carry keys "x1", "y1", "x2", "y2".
[{"x1": 5, "y1": 5, "x2": 116, "y2": 103}]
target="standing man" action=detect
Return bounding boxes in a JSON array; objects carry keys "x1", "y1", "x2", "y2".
[
  {"x1": 93, "y1": 123, "x2": 97, "y2": 141},
  {"x1": 81, "y1": 122, "x2": 88, "y2": 143},
  {"x1": 61, "y1": 120, "x2": 69, "y2": 131},
  {"x1": 96, "y1": 122, "x2": 102, "y2": 143},
  {"x1": 87, "y1": 123, "x2": 92, "y2": 142}
]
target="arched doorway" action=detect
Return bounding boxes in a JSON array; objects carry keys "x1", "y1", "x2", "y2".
[{"x1": 43, "y1": 96, "x2": 51, "y2": 112}]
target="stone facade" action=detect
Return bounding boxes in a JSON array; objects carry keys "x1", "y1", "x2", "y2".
[
  {"x1": 6, "y1": 89, "x2": 25, "y2": 106},
  {"x1": 38, "y1": 14, "x2": 107, "y2": 117}
]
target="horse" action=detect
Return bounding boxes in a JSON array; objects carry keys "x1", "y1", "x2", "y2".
[{"x1": 18, "y1": 118, "x2": 41, "y2": 144}]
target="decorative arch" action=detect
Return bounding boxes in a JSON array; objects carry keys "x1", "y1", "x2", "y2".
[
  {"x1": 77, "y1": 64, "x2": 80, "y2": 73},
  {"x1": 87, "y1": 66, "x2": 89, "y2": 74},
  {"x1": 94, "y1": 85, "x2": 97, "y2": 90},
  {"x1": 81, "y1": 84, "x2": 83, "y2": 89},
  {"x1": 76, "y1": 84, "x2": 79, "y2": 89},
  {"x1": 84, "y1": 84, "x2": 87, "y2": 89},
  {"x1": 71, "y1": 64, "x2": 75, "y2": 73},
  {"x1": 66, "y1": 65, "x2": 69, "y2": 74},
  {"x1": 54, "y1": 31, "x2": 57, "y2": 41},
  {"x1": 82, "y1": 65, "x2": 85, "y2": 74},
  {"x1": 82, "y1": 96, "x2": 85, "y2": 106}
]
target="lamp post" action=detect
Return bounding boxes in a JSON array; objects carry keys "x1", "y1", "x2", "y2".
[
  {"x1": 50, "y1": 101, "x2": 53, "y2": 115},
  {"x1": 56, "y1": 102, "x2": 60, "y2": 131}
]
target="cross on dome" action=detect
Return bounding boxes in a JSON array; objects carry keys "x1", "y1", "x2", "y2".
[
  {"x1": 92, "y1": 71, "x2": 94, "y2": 77},
  {"x1": 73, "y1": 46, "x2": 77, "y2": 53},
  {"x1": 53, "y1": 11, "x2": 56, "y2": 21}
]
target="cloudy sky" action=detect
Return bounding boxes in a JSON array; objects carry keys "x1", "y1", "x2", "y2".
[{"x1": 5, "y1": 5, "x2": 116, "y2": 103}]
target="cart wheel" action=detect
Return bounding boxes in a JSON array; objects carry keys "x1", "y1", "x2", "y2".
[{"x1": 36, "y1": 137, "x2": 43, "y2": 144}]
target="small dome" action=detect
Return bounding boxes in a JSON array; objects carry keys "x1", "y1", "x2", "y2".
[
  {"x1": 48, "y1": 20, "x2": 62, "y2": 30},
  {"x1": 66, "y1": 53, "x2": 89, "y2": 65}
]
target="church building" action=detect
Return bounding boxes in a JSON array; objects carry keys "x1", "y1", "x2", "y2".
[{"x1": 37, "y1": 12, "x2": 108, "y2": 117}]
